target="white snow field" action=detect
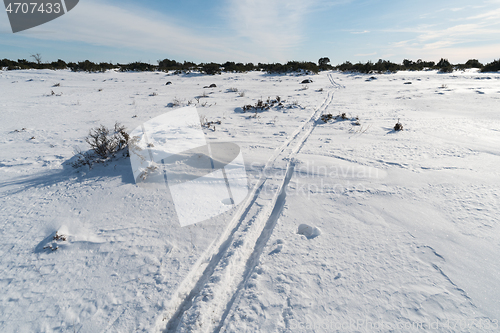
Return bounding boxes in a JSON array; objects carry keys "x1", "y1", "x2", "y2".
[{"x1": 1, "y1": 68, "x2": 499, "y2": 332}]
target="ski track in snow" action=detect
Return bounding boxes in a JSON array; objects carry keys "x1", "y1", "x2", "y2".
[
  {"x1": 2, "y1": 69, "x2": 500, "y2": 332},
  {"x1": 157, "y1": 74, "x2": 341, "y2": 333}
]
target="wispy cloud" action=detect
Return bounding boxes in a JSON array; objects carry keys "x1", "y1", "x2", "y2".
[
  {"x1": 402, "y1": 43, "x2": 500, "y2": 62},
  {"x1": 417, "y1": 23, "x2": 500, "y2": 42},
  {"x1": 224, "y1": 0, "x2": 324, "y2": 61},
  {"x1": 466, "y1": 7, "x2": 500, "y2": 20},
  {"x1": 354, "y1": 52, "x2": 377, "y2": 57},
  {"x1": 388, "y1": 3, "x2": 500, "y2": 62},
  {"x1": 3, "y1": 0, "x2": 498, "y2": 64},
  {"x1": 15, "y1": 0, "x2": 253, "y2": 62}
]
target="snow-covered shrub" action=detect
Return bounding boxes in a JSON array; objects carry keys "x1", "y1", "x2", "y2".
[
  {"x1": 200, "y1": 117, "x2": 221, "y2": 131},
  {"x1": 337, "y1": 112, "x2": 348, "y2": 120},
  {"x1": 394, "y1": 119, "x2": 403, "y2": 131},
  {"x1": 241, "y1": 96, "x2": 285, "y2": 112},
  {"x1": 71, "y1": 122, "x2": 129, "y2": 169},
  {"x1": 321, "y1": 114, "x2": 333, "y2": 122},
  {"x1": 321, "y1": 112, "x2": 350, "y2": 123},
  {"x1": 86, "y1": 123, "x2": 129, "y2": 159}
]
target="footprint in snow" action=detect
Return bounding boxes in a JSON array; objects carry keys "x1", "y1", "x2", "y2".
[
  {"x1": 269, "y1": 245, "x2": 283, "y2": 255},
  {"x1": 269, "y1": 239, "x2": 285, "y2": 255},
  {"x1": 297, "y1": 224, "x2": 321, "y2": 239}
]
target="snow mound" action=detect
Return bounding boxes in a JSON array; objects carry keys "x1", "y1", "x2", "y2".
[{"x1": 297, "y1": 224, "x2": 321, "y2": 239}]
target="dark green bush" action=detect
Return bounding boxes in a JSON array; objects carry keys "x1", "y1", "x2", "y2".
[
  {"x1": 158, "y1": 58, "x2": 181, "y2": 70},
  {"x1": 2, "y1": 56, "x2": 495, "y2": 74},
  {"x1": 0, "y1": 58, "x2": 19, "y2": 69},
  {"x1": 69, "y1": 60, "x2": 101, "y2": 72},
  {"x1": 336, "y1": 59, "x2": 402, "y2": 73},
  {"x1": 119, "y1": 62, "x2": 155, "y2": 72},
  {"x1": 222, "y1": 61, "x2": 255, "y2": 72},
  {"x1": 481, "y1": 59, "x2": 500, "y2": 72},
  {"x1": 464, "y1": 59, "x2": 483, "y2": 68},
  {"x1": 318, "y1": 57, "x2": 332, "y2": 70},
  {"x1": 50, "y1": 59, "x2": 67, "y2": 69},
  {"x1": 436, "y1": 58, "x2": 451, "y2": 68},
  {"x1": 201, "y1": 62, "x2": 222, "y2": 75},
  {"x1": 259, "y1": 61, "x2": 319, "y2": 74},
  {"x1": 402, "y1": 59, "x2": 435, "y2": 71},
  {"x1": 438, "y1": 65, "x2": 454, "y2": 73}
]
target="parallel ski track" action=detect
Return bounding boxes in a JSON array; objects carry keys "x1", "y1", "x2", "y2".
[{"x1": 158, "y1": 73, "x2": 342, "y2": 333}]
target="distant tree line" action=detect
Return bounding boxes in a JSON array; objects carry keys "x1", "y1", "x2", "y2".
[
  {"x1": 1, "y1": 56, "x2": 499, "y2": 74},
  {"x1": 335, "y1": 58, "x2": 498, "y2": 73}
]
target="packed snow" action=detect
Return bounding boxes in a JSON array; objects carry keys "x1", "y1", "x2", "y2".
[{"x1": 1, "y1": 68, "x2": 499, "y2": 332}]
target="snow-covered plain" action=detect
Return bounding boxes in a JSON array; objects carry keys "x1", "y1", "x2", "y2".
[{"x1": 1, "y1": 68, "x2": 499, "y2": 332}]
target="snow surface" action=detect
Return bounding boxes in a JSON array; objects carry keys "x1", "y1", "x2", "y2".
[{"x1": 1, "y1": 68, "x2": 499, "y2": 332}]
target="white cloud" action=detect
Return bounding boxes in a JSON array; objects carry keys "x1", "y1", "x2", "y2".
[
  {"x1": 403, "y1": 44, "x2": 500, "y2": 63},
  {"x1": 466, "y1": 7, "x2": 500, "y2": 20},
  {"x1": 223, "y1": 0, "x2": 323, "y2": 61},
  {"x1": 14, "y1": 0, "x2": 254, "y2": 62},
  {"x1": 416, "y1": 23, "x2": 500, "y2": 42},
  {"x1": 388, "y1": 3, "x2": 500, "y2": 62},
  {"x1": 354, "y1": 52, "x2": 377, "y2": 57}
]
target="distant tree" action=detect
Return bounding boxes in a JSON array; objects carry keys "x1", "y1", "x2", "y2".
[
  {"x1": 318, "y1": 57, "x2": 330, "y2": 66},
  {"x1": 436, "y1": 58, "x2": 451, "y2": 68},
  {"x1": 464, "y1": 59, "x2": 483, "y2": 68},
  {"x1": 419, "y1": 59, "x2": 435, "y2": 68},
  {"x1": 337, "y1": 61, "x2": 353, "y2": 72},
  {"x1": 380, "y1": 59, "x2": 401, "y2": 72},
  {"x1": 158, "y1": 58, "x2": 181, "y2": 70},
  {"x1": 481, "y1": 59, "x2": 500, "y2": 72},
  {"x1": 119, "y1": 62, "x2": 155, "y2": 72},
  {"x1": 50, "y1": 59, "x2": 67, "y2": 70},
  {"x1": 403, "y1": 59, "x2": 413, "y2": 68},
  {"x1": 17, "y1": 58, "x2": 35, "y2": 69},
  {"x1": 221, "y1": 61, "x2": 254, "y2": 72},
  {"x1": 0, "y1": 58, "x2": 19, "y2": 70},
  {"x1": 182, "y1": 61, "x2": 197, "y2": 70},
  {"x1": 335, "y1": 59, "x2": 401, "y2": 73},
  {"x1": 31, "y1": 53, "x2": 42, "y2": 65},
  {"x1": 245, "y1": 63, "x2": 255, "y2": 71},
  {"x1": 286, "y1": 61, "x2": 319, "y2": 73},
  {"x1": 98, "y1": 62, "x2": 115, "y2": 72},
  {"x1": 402, "y1": 59, "x2": 435, "y2": 71},
  {"x1": 435, "y1": 58, "x2": 453, "y2": 73},
  {"x1": 260, "y1": 62, "x2": 284, "y2": 73},
  {"x1": 439, "y1": 66, "x2": 454, "y2": 73},
  {"x1": 77, "y1": 60, "x2": 100, "y2": 72},
  {"x1": 318, "y1": 57, "x2": 331, "y2": 70},
  {"x1": 222, "y1": 61, "x2": 240, "y2": 72},
  {"x1": 201, "y1": 62, "x2": 221, "y2": 75},
  {"x1": 455, "y1": 59, "x2": 483, "y2": 70}
]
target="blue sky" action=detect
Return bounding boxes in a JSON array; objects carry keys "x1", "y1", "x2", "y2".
[{"x1": 1, "y1": 0, "x2": 499, "y2": 65}]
